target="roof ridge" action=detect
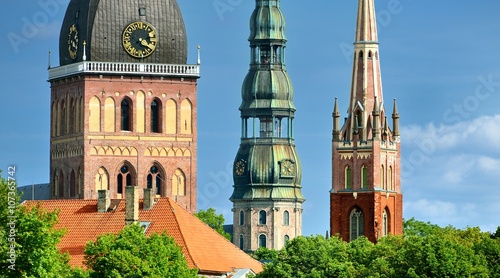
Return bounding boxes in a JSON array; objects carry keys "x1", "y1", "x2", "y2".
[{"x1": 167, "y1": 198, "x2": 197, "y2": 269}]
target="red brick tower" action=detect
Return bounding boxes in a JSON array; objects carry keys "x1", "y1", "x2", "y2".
[
  {"x1": 48, "y1": 0, "x2": 199, "y2": 212},
  {"x1": 330, "y1": 0, "x2": 403, "y2": 242}
]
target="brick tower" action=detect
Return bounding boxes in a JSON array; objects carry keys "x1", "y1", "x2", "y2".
[
  {"x1": 230, "y1": 0, "x2": 305, "y2": 252},
  {"x1": 48, "y1": 0, "x2": 199, "y2": 212},
  {"x1": 330, "y1": 0, "x2": 403, "y2": 242}
]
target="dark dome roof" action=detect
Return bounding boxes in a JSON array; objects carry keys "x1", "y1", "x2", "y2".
[{"x1": 59, "y1": 0, "x2": 187, "y2": 66}]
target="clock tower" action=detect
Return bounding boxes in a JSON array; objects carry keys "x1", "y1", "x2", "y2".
[
  {"x1": 330, "y1": 0, "x2": 403, "y2": 242},
  {"x1": 48, "y1": 0, "x2": 199, "y2": 212},
  {"x1": 230, "y1": 0, "x2": 305, "y2": 252}
]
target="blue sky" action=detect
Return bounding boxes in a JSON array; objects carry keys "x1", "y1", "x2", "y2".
[{"x1": 1, "y1": 0, "x2": 499, "y2": 236}]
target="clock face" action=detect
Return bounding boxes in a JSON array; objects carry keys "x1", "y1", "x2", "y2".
[
  {"x1": 122, "y1": 21, "x2": 158, "y2": 58},
  {"x1": 235, "y1": 160, "x2": 246, "y2": 176},
  {"x1": 281, "y1": 160, "x2": 295, "y2": 176},
  {"x1": 68, "y1": 24, "x2": 79, "y2": 59}
]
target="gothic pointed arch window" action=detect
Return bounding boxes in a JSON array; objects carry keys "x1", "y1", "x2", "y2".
[
  {"x1": 117, "y1": 163, "x2": 135, "y2": 197},
  {"x1": 150, "y1": 99, "x2": 161, "y2": 133},
  {"x1": 350, "y1": 207, "x2": 364, "y2": 241},
  {"x1": 69, "y1": 170, "x2": 76, "y2": 198},
  {"x1": 361, "y1": 165, "x2": 368, "y2": 189},
  {"x1": 121, "y1": 98, "x2": 133, "y2": 131},
  {"x1": 95, "y1": 167, "x2": 109, "y2": 191},
  {"x1": 283, "y1": 210, "x2": 290, "y2": 226},
  {"x1": 388, "y1": 166, "x2": 393, "y2": 191},
  {"x1": 104, "y1": 97, "x2": 115, "y2": 132},
  {"x1": 382, "y1": 208, "x2": 389, "y2": 237},
  {"x1": 52, "y1": 170, "x2": 59, "y2": 198},
  {"x1": 172, "y1": 169, "x2": 186, "y2": 196},
  {"x1": 380, "y1": 165, "x2": 385, "y2": 190},
  {"x1": 359, "y1": 50, "x2": 364, "y2": 59},
  {"x1": 58, "y1": 170, "x2": 65, "y2": 198},
  {"x1": 61, "y1": 99, "x2": 67, "y2": 135},
  {"x1": 284, "y1": 235, "x2": 290, "y2": 245},
  {"x1": 259, "y1": 234, "x2": 267, "y2": 248},
  {"x1": 259, "y1": 210, "x2": 267, "y2": 225},
  {"x1": 147, "y1": 165, "x2": 164, "y2": 196},
  {"x1": 345, "y1": 165, "x2": 352, "y2": 189}
]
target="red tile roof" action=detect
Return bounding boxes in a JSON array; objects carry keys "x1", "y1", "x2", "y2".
[{"x1": 22, "y1": 198, "x2": 262, "y2": 275}]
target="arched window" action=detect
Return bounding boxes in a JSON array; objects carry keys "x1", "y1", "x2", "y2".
[
  {"x1": 151, "y1": 99, "x2": 161, "y2": 133},
  {"x1": 58, "y1": 171, "x2": 65, "y2": 198},
  {"x1": 345, "y1": 166, "x2": 352, "y2": 189},
  {"x1": 368, "y1": 51, "x2": 373, "y2": 58},
  {"x1": 259, "y1": 234, "x2": 267, "y2": 248},
  {"x1": 136, "y1": 91, "x2": 145, "y2": 133},
  {"x1": 165, "y1": 99, "x2": 177, "y2": 134},
  {"x1": 284, "y1": 235, "x2": 290, "y2": 245},
  {"x1": 382, "y1": 208, "x2": 389, "y2": 237},
  {"x1": 121, "y1": 98, "x2": 132, "y2": 131},
  {"x1": 61, "y1": 99, "x2": 66, "y2": 135},
  {"x1": 283, "y1": 210, "x2": 290, "y2": 226},
  {"x1": 361, "y1": 165, "x2": 368, "y2": 189},
  {"x1": 180, "y1": 99, "x2": 192, "y2": 134},
  {"x1": 259, "y1": 210, "x2": 267, "y2": 225},
  {"x1": 359, "y1": 50, "x2": 364, "y2": 58},
  {"x1": 147, "y1": 165, "x2": 163, "y2": 196},
  {"x1": 350, "y1": 207, "x2": 364, "y2": 241},
  {"x1": 89, "y1": 97, "x2": 100, "y2": 132},
  {"x1": 388, "y1": 166, "x2": 393, "y2": 191},
  {"x1": 104, "y1": 97, "x2": 115, "y2": 132},
  {"x1": 117, "y1": 164, "x2": 134, "y2": 197},
  {"x1": 172, "y1": 169, "x2": 186, "y2": 196},
  {"x1": 380, "y1": 165, "x2": 385, "y2": 190},
  {"x1": 239, "y1": 211, "x2": 245, "y2": 226},
  {"x1": 52, "y1": 170, "x2": 59, "y2": 198},
  {"x1": 95, "y1": 167, "x2": 109, "y2": 191},
  {"x1": 239, "y1": 234, "x2": 244, "y2": 250},
  {"x1": 69, "y1": 170, "x2": 76, "y2": 198}
]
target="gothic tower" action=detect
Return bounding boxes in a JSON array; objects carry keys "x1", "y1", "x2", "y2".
[
  {"x1": 330, "y1": 0, "x2": 403, "y2": 242},
  {"x1": 48, "y1": 0, "x2": 199, "y2": 212},
  {"x1": 230, "y1": 0, "x2": 305, "y2": 252}
]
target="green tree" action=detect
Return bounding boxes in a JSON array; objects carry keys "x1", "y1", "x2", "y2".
[
  {"x1": 252, "y1": 247, "x2": 279, "y2": 261},
  {"x1": 0, "y1": 171, "x2": 75, "y2": 277},
  {"x1": 194, "y1": 208, "x2": 231, "y2": 241},
  {"x1": 84, "y1": 224, "x2": 197, "y2": 278}
]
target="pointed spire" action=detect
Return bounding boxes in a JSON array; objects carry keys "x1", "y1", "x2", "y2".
[
  {"x1": 355, "y1": 0, "x2": 378, "y2": 43},
  {"x1": 392, "y1": 98, "x2": 400, "y2": 138},
  {"x1": 333, "y1": 98, "x2": 341, "y2": 141}
]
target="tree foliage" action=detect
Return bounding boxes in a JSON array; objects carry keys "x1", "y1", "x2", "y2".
[
  {"x1": 84, "y1": 224, "x2": 197, "y2": 278},
  {"x1": 0, "y1": 171, "x2": 76, "y2": 277},
  {"x1": 194, "y1": 208, "x2": 231, "y2": 241},
  {"x1": 256, "y1": 218, "x2": 500, "y2": 278}
]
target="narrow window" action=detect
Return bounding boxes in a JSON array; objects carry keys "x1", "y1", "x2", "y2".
[
  {"x1": 345, "y1": 166, "x2": 352, "y2": 189},
  {"x1": 117, "y1": 165, "x2": 134, "y2": 196},
  {"x1": 239, "y1": 211, "x2": 245, "y2": 226},
  {"x1": 151, "y1": 100, "x2": 160, "y2": 133},
  {"x1": 69, "y1": 170, "x2": 76, "y2": 197},
  {"x1": 259, "y1": 210, "x2": 267, "y2": 225},
  {"x1": 361, "y1": 165, "x2": 368, "y2": 189},
  {"x1": 283, "y1": 210, "x2": 290, "y2": 226},
  {"x1": 172, "y1": 169, "x2": 186, "y2": 196},
  {"x1": 147, "y1": 165, "x2": 162, "y2": 196},
  {"x1": 58, "y1": 171, "x2": 64, "y2": 198},
  {"x1": 284, "y1": 235, "x2": 290, "y2": 244},
  {"x1": 388, "y1": 166, "x2": 393, "y2": 191},
  {"x1": 239, "y1": 234, "x2": 244, "y2": 250},
  {"x1": 121, "y1": 99, "x2": 132, "y2": 131},
  {"x1": 259, "y1": 234, "x2": 267, "y2": 248},
  {"x1": 350, "y1": 208, "x2": 364, "y2": 241},
  {"x1": 382, "y1": 209, "x2": 389, "y2": 237}
]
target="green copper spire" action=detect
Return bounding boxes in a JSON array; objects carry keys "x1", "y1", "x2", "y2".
[{"x1": 231, "y1": 0, "x2": 304, "y2": 252}]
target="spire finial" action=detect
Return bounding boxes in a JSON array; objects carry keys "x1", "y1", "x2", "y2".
[
  {"x1": 355, "y1": 0, "x2": 378, "y2": 43},
  {"x1": 197, "y1": 45, "x2": 201, "y2": 65},
  {"x1": 48, "y1": 50, "x2": 51, "y2": 69},
  {"x1": 83, "y1": 40, "x2": 87, "y2": 61},
  {"x1": 392, "y1": 98, "x2": 400, "y2": 138},
  {"x1": 333, "y1": 98, "x2": 341, "y2": 141}
]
